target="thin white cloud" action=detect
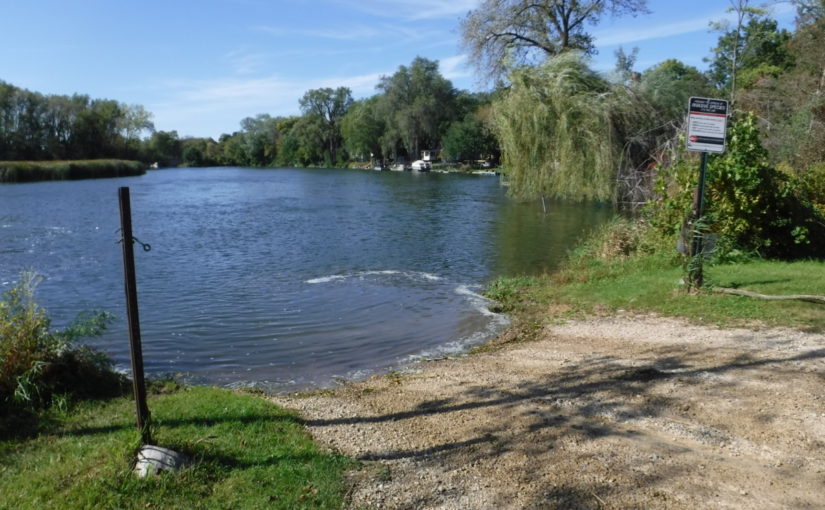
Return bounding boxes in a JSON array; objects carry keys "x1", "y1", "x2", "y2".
[
  {"x1": 224, "y1": 49, "x2": 269, "y2": 75},
  {"x1": 439, "y1": 54, "x2": 471, "y2": 81},
  {"x1": 314, "y1": 71, "x2": 387, "y2": 96},
  {"x1": 330, "y1": 0, "x2": 479, "y2": 20},
  {"x1": 767, "y1": 2, "x2": 797, "y2": 18},
  {"x1": 256, "y1": 24, "x2": 385, "y2": 41},
  {"x1": 256, "y1": 22, "x2": 442, "y2": 44},
  {"x1": 594, "y1": 3, "x2": 798, "y2": 48},
  {"x1": 594, "y1": 16, "x2": 714, "y2": 47},
  {"x1": 149, "y1": 50, "x2": 483, "y2": 138},
  {"x1": 149, "y1": 69, "x2": 391, "y2": 137}
]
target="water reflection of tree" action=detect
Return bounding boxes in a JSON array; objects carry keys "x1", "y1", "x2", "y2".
[{"x1": 494, "y1": 199, "x2": 614, "y2": 276}]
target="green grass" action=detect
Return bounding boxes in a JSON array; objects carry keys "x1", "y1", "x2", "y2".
[
  {"x1": 0, "y1": 385, "x2": 356, "y2": 510},
  {"x1": 0, "y1": 160, "x2": 147, "y2": 183},
  {"x1": 488, "y1": 256, "x2": 825, "y2": 331}
]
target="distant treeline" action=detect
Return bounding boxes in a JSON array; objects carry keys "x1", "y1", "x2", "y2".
[
  {"x1": 159, "y1": 57, "x2": 500, "y2": 169},
  {"x1": 0, "y1": 81, "x2": 154, "y2": 162},
  {"x1": 0, "y1": 58, "x2": 499, "y2": 170},
  {"x1": 0, "y1": 160, "x2": 147, "y2": 183}
]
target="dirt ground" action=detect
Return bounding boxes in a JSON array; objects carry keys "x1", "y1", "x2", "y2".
[{"x1": 272, "y1": 315, "x2": 825, "y2": 509}]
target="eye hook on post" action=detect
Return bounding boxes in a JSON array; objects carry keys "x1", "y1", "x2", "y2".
[{"x1": 115, "y1": 229, "x2": 152, "y2": 252}]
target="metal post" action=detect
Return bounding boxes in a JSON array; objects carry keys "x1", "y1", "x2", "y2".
[
  {"x1": 118, "y1": 187, "x2": 151, "y2": 443},
  {"x1": 689, "y1": 152, "x2": 709, "y2": 289}
]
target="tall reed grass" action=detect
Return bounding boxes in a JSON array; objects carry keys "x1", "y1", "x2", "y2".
[{"x1": 0, "y1": 159, "x2": 147, "y2": 183}]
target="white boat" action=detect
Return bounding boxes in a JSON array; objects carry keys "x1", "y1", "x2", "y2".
[{"x1": 411, "y1": 160, "x2": 431, "y2": 172}]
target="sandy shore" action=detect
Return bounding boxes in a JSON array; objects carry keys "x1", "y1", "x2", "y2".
[{"x1": 272, "y1": 315, "x2": 825, "y2": 509}]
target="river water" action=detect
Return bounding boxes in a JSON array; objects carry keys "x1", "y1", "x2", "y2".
[{"x1": 0, "y1": 167, "x2": 612, "y2": 392}]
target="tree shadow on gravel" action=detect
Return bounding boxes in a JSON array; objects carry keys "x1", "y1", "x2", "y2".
[
  {"x1": 305, "y1": 344, "x2": 825, "y2": 507},
  {"x1": 305, "y1": 347, "x2": 825, "y2": 428}
]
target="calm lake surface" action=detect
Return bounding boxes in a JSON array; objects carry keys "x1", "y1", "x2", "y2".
[{"x1": 1, "y1": 167, "x2": 612, "y2": 392}]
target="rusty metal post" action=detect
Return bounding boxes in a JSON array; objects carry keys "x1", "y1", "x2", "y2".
[
  {"x1": 689, "y1": 152, "x2": 709, "y2": 289},
  {"x1": 118, "y1": 187, "x2": 151, "y2": 443}
]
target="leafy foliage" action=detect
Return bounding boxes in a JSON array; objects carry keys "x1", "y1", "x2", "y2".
[
  {"x1": 706, "y1": 15, "x2": 793, "y2": 101},
  {"x1": 706, "y1": 113, "x2": 825, "y2": 258},
  {"x1": 493, "y1": 53, "x2": 652, "y2": 201},
  {"x1": 792, "y1": 161, "x2": 825, "y2": 217},
  {"x1": 442, "y1": 115, "x2": 497, "y2": 162},
  {"x1": 0, "y1": 273, "x2": 126, "y2": 434},
  {"x1": 376, "y1": 57, "x2": 457, "y2": 160},
  {"x1": 739, "y1": 6, "x2": 825, "y2": 170},
  {"x1": 0, "y1": 81, "x2": 153, "y2": 162},
  {"x1": 647, "y1": 113, "x2": 825, "y2": 261},
  {"x1": 299, "y1": 87, "x2": 353, "y2": 166},
  {"x1": 640, "y1": 59, "x2": 713, "y2": 124},
  {"x1": 340, "y1": 97, "x2": 386, "y2": 161}
]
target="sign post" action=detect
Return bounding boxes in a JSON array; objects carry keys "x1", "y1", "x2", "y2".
[{"x1": 685, "y1": 97, "x2": 729, "y2": 289}]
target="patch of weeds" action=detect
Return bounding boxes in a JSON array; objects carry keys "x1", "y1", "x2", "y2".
[
  {"x1": 234, "y1": 386, "x2": 267, "y2": 396},
  {"x1": 484, "y1": 276, "x2": 539, "y2": 313},
  {"x1": 385, "y1": 371, "x2": 403, "y2": 385},
  {"x1": 147, "y1": 379, "x2": 185, "y2": 395},
  {"x1": 293, "y1": 388, "x2": 337, "y2": 399}
]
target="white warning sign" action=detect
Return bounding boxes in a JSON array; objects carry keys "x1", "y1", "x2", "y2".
[{"x1": 686, "y1": 97, "x2": 729, "y2": 153}]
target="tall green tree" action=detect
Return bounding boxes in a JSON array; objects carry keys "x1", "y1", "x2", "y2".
[
  {"x1": 146, "y1": 130, "x2": 181, "y2": 167},
  {"x1": 276, "y1": 115, "x2": 325, "y2": 167},
  {"x1": 239, "y1": 114, "x2": 280, "y2": 166},
  {"x1": 460, "y1": 0, "x2": 649, "y2": 80},
  {"x1": 741, "y1": 1, "x2": 825, "y2": 167},
  {"x1": 376, "y1": 57, "x2": 457, "y2": 159},
  {"x1": 340, "y1": 97, "x2": 385, "y2": 161},
  {"x1": 442, "y1": 116, "x2": 497, "y2": 162},
  {"x1": 299, "y1": 87, "x2": 352, "y2": 166},
  {"x1": 640, "y1": 59, "x2": 713, "y2": 123},
  {"x1": 707, "y1": 3, "x2": 792, "y2": 104}
]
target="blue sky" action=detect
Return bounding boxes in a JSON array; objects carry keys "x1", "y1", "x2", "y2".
[{"x1": 0, "y1": 0, "x2": 796, "y2": 139}]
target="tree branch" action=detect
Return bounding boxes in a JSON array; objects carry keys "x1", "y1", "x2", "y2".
[
  {"x1": 486, "y1": 31, "x2": 556, "y2": 54},
  {"x1": 713, "y1": 287, "x2": 825, "y2": 304}
]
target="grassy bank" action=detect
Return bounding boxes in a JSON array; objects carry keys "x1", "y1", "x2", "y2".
[
  {"x1": 0, "y1": 159, "x2": 147, "y2": 183},
  {"x1": 487, "y1": 254, "x2": 825, "y2": 335},
  {"x1": 1, "y1": 275, "x2": 357, "y2": 509},
  {"x1": 0, "y1": 385, "x2": 356, "y2": 510}
]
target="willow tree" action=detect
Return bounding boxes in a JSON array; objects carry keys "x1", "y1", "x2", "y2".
[{"x1": 494, "y1": 53, "x2": 651, "y2": 201}]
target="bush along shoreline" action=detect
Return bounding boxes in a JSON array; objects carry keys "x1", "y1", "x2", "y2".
[{"x1": 0, "y1": 159, "x2": 148, "y2": 183}]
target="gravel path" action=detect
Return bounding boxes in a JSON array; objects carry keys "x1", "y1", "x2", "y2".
[{"x1": 272, "y1": 315, "x2": 825, "y2": 509}]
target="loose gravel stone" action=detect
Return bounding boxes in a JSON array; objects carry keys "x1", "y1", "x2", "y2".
[{"x1": 272, "y1": 315, "x2": 825, "y2": 509}]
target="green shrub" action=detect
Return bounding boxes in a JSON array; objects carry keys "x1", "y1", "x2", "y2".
[
  {"x1": 0, "y1": 273, "x2": 127, "y2": 431},
  {"x1": 789, "y1": 161, "x2": 825, "y2": 218},
  {"x1": 647, "y1": 113, "x2": 825, "y2": 260}
]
